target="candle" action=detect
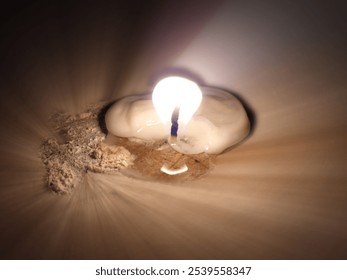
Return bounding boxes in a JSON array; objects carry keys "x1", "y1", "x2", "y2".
[{"x1": 105, "y1": 77, "x2": 250, "y2": 154}]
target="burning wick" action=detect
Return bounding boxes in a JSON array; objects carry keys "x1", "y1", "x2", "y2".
[{"x1": 170, "y1": 106, "x2": 180, "y2": 144}]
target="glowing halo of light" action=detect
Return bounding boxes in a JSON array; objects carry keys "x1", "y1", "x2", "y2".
[{"x1": 152, "y1": 76, "x2": 202, "y2": 125}]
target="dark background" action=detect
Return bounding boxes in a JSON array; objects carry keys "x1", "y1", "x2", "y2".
[{"x1": 0, "y1": 0, "x2": 346, "y2": 259}]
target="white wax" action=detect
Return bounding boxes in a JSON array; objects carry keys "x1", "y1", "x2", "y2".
[
  {"x1": 105, "y1": 87, "x2": 250, "y2": 154},
  {"x1": 105, "y1": 95, "x2": 168, "y2": 140}
]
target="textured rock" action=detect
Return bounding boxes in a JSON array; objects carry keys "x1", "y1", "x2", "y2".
[{"x1": 40, "y1": 105, "x2": 134, "y2": 194}]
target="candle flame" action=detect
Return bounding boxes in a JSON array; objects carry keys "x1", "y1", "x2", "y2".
[{"x1": 152, "y1": 76, "x2": 202, "y2": 126}]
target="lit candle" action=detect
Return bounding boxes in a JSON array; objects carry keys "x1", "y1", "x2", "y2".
[{"x1": 105, "y1": 76, "x2": 250, "y2": 154}]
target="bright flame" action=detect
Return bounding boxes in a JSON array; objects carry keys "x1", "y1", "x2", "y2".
[{"x1": 152, "y1": 76, "x2": 202, "y2": 125}]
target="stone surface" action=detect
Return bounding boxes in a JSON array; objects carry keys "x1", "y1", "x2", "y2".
[{"x1": 40, "y1": 105, "x2": 135, "y2": 194}]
